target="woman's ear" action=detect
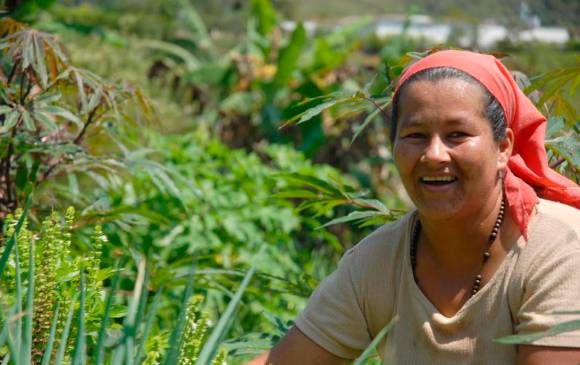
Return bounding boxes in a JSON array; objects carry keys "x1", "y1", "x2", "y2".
[{"x1": 498, "y1": 128, "x2": 514, "y2": 170}]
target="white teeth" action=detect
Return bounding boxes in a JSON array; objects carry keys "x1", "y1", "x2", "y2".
[{"x1": 421, "y1": 176, "x2": 456, "y2": 182}]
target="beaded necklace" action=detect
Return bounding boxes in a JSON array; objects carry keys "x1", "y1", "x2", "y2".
[{"x1": 410, "y1": 199, "x2": 505, "y2": 298}]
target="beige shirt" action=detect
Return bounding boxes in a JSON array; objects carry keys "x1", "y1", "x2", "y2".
[{"x1": 295, "y1": 199, "x2": 580, "y2": 364}]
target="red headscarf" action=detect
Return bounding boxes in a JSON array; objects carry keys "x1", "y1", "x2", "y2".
[{"x1": 393, "y1": 50, "x2": 580, "y2": 239}]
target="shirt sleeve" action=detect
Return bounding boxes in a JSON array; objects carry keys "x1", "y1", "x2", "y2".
[
  {"x1": 514, "y1": 227, "x2": 580, "y2": 348},
  {"x1": 294, "y1": 247, "x2": 371, "y2": 359}
]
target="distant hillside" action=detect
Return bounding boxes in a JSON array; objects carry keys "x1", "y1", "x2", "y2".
[{"x1": 281, "y1": 0, "x2": 578, "y2": 28}]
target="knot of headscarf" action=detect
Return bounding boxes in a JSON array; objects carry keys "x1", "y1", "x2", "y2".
[{"x1": 393, "y1": 50, "x2": 580, "y2": 239}]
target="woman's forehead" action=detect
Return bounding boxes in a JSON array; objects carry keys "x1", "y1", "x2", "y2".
[{"x1": 399, "y1": 78, "x2": 487, "y2": 111}]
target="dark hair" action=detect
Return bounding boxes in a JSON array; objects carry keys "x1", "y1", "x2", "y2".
[{"x1": 390, "y1": 67, "x2": 507, "y2": 143}]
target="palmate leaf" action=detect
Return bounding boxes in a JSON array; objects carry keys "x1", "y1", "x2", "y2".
[
  {"x1": 37, "y1": 105, "x2": 83, "y2": 127},
  {"x1": 31, "y1": 111, "x2": 58, "y2": 132},
  {"x1": 0, "y1": 110, "x2": 19, "y2": 134},
  {"x1": 21, "y1": 110, "x2": 34, "y2": 131},
  {"x1": 1, "y1": 27, "x2": 68, "y2": 83},
  {"x1": 545, "y1": 136, "x2": 580, "y2": 169}
]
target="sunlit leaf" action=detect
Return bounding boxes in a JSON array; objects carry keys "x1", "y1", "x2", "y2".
[
  {"x1": 271, "y1": 22, "x2": 305, "y2": 87},
  {"x1": 0, "y1": 110, "x2": 18, "y2": 134}
]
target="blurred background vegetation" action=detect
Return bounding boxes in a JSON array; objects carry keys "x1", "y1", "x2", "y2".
[{"x1": 0, "y1": 0, "x2": 577, "y2": 363}]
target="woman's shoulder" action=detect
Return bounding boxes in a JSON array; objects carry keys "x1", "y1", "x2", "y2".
[
  {"x1": 532, "y1": 198, "x2": 580, "y2": 242},
  {"x1": 517, "y1": 199, "x2": 580, "y2": 265},
  {"x1": 345, "y1": 210, "x2": 415, "y2": 264}
]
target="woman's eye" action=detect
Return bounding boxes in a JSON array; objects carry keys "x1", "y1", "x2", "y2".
[
  {"x1": 403, "y1": 133, "x2": 425, "y2": 139},
  {"x1": 448, "y1": 132, "x2": 469, "y2": 139}
]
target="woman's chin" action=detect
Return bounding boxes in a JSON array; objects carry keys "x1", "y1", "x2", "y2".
[{"x1": 414, "y1": 200, "x2": 466, "y2": 221}]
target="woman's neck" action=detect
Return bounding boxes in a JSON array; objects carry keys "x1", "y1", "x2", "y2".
[{"x1": 416, "y1": 192, "x2": 504, "y2": 272}]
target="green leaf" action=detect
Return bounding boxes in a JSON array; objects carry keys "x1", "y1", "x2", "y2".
[
  {"x1": 0, "y1": 110, "x2": 19, "y2": 134},
  {"x1": 545, "y1": 136, "x2": 580, "y2": 168},
  {"x1": 162, "y1": 263, "x2": 196, "y2": 365},
  {"x1": 546, "y1": 116, "x2": 565, "y2": 139},
  {"x1": 39, "y1": 106, "x2": 83, "y2": 126},
  {"x1": 272, "y1": 22, "x2": 305, "y2": 87},
  {"x1": 55, "y1": 294, "x2": 78, "y2": 365},
  {"x1": 537, "y1": 75, "x2": 574, "y2": 107},
  {"x1": 495, "y1": 319, "x2": 580, "y2": 344},
  {"x1": 34, "y1": 91, "x2": 61, "y2": 105},
  {"x1": 22, "y1": 110, "x2": 35, "y2": 131},
  {"x1": 32, "y1": 111, "x2": 58, "y2": 132},
  {"x1": 138, "y1": 39, "x2": 200, "y2": 71},
  {"x1": 352, "y1": 98, "x2": 391, "y2": 143},
  {"x1": 72, "y1": 271, "x2": 86, "y2": 365},
  {"x1": 0, "y1": 195, "x2": 31, "y2": 280},
  {"x1": 352, "y1": 198, "x2": 390, "y2": 213},
  {"x1": 289, "y1": 93, "x2": 365, "y2": 126},
  {"x1": 20, "y1": 238, "x2": 34, "y2": 365},
  {"x1": 15, "y1": 164, "x2": 28, "y2": 191},
  {"x1": 134, "y1": 287, "x2": 164, "y2": 364},
  {"x1": 176, "y1": 0, "x2": 216, "y2": 58},
  {"x1": 0, "y1": 105, "x2": 13, "y2": 115},
  {"x1": 251, "y1": 0, "x2": 277, "y2": 37},
  {"x1": 32, "y1": 33, "x2": 48, "y2": 88},
  {"x1": 320, "y1": 210, "x2": 386, "y2": 228},
  {"x1": 94, "y1": 262, "x2": 121, "y2": 365},
  {"x1": 40, "y1": 303, "x2": 60, "y2": 365},
  {"x1": 275, "y1": 172, "x2": 344, "y2": 196},
  {"x1": 352, "y1": 316, "x2": 397, "y2": 365},
  {"x1": 195, "y1": 257, "x2": 259, "y2": 365}
]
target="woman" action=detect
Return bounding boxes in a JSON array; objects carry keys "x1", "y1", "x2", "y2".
[{"x1": 247, "y1": 50, "x2": 580, "y2": 364}]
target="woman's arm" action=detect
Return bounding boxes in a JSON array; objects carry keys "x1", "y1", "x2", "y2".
[
  {"x1": 517, "y1": 345, "x2": 580, "y2": 365},
  {"x1": 245, "y1": 326, "x2": 350, "y2": 365}
]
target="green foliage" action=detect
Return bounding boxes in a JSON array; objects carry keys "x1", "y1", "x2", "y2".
[
  {"x1": 0, "y1": 4, "x2": 577, "y2": 364},
  {"x1": 0, "y1": 18, "x2": 155, "y2": 219},
  {"x1": 0, "y1": 207, "x2": 232, "y2": 364}
]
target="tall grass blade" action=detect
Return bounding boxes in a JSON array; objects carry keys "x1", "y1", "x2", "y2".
[
  {"x1": 55, "y1": 293, "x2": 79, "y2": 365},
  {"x1": 1, "y1": 354, "x2": 9, "y2": 365},
  {"x1": 134, "y1": 264, "x2": 151, "y2": 340},
  {"x1": 72, "y1": 271, "x2": 86, "y2": 365},
  {"x1": 94, "y1": 263, "x2": 122, "y2": 365},
  {"x1": 352, "y1": 316, "x2": 397, "y2": 365},
  {"x1": 134, "y1": 285, "x2": 164, "y2": 364},
  {"x1": 13, "y1": 244, "x2": 22, "y2": 359},
  {"x1": 20, "y1": 238, "x2": 35, "y2": 365},
  {"x1": 40, "y1": 303, "x2": 61, "y2": 365},
  {"x1": 162, "y1": 265, "x2": 195, "y2": 365},
  {"x1": 0, "y1": 306, "x2": 17, "y2": 358},
  {"x1": 0, "y1": 195, "x2": 31, "y2": 280},
  {"x1": 124, "y1": 256, "x2": 147, "y2": 365},
  {"x1": 195, "y1": 261, "x2": 258, "y2": 365}
]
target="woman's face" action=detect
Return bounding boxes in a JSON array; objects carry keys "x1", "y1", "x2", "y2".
[{"x1": 393, "y1": 78, "x2": 512, "y2": 221}]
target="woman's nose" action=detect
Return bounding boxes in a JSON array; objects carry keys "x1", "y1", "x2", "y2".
[{"x1": 421, "y1": 136, "x2": 451, "y2": 164}]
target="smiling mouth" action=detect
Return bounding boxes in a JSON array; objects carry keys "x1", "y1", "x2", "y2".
[{"x1": 420, "y1": 176, "x2": 458, "y2": 185}]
